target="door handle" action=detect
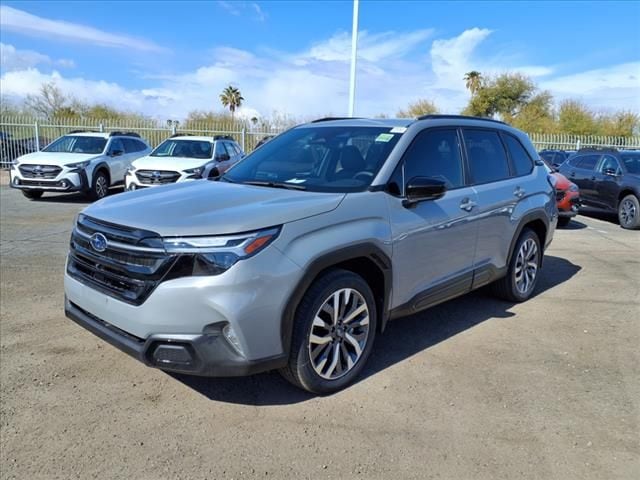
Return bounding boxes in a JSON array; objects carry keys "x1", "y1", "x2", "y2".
[
  {"x1": 513, "y1": 187, "x2": 525, "y2": 198},
  {"x1": 459, "y1": 198, "x2": 476, "y2": 212}
]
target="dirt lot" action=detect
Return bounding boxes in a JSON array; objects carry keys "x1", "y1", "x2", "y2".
[{"x1": 1, "y1": 179, "x2": 639, "y2": 480}]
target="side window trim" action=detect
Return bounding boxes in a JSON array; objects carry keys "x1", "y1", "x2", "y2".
[
  {"x1": 499, "y1": 131, "x2": 534, "y2": 177},
  {"x1": 597, "y1": 154, "x2": 620, "y2": 174}
]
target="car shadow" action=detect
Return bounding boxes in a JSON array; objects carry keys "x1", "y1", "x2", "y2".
[
  {"x1": 559, "y1": 219, "x2": 587, "y2": 230},
  {"x1": 35, "y1": 187, "x2": 124, "y2": 204},
  {"x1": 171, "y1": 255, "x2": 581, "y2": 405},
  {"x1": 577, "y1": 208, "x2": 619, "y2": 227}
]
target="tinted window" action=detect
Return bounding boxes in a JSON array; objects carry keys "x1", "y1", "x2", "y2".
[
  {"x1": 463, "y1": 129, "x2": 510, "y2": 184},
  {"x1": 576, "y1": 154, "x2": 600, "y2": 170},
  {"x1": 225, "y1": 141, "x2": 239, "y2": 156},
  {"x1": 121, "y1": 138, "x2": 142, "y2": 153},
  {"x1": 620, "y1": 153, "x2": 640, "y2": 174},
  {"x1": 598, "y1": 155, "x2": 620, "y2": 173},
  {"x1": 401, "y1": 129, "x2": 464, "y2": 189},
  {"x1": 109, "y1": 138, "x2": 125, "y2": 154},
  {"x1": 43, "y1": 135, "x2": 107, "y2": 154},
  {"x1": 504, "y1": 134, "x2": 533, "y2": 176},
  {"x1": 214, "y1": 142, "x2": 228, "y2": 158},
  {"x1": 151, "y1": 140, "x2": 212, "y2": 159}
]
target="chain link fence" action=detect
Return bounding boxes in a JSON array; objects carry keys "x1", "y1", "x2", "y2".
[{"x1": 1, "y1": 116, "x2": 639, "y2": 169}]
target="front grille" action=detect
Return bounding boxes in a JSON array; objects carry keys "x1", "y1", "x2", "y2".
[
  {"x1": 136, "y1": 170, "x2": 181, "y2": 185},
  {"x1": 19, "y1": 164, "x2": 62, "y2": 179},
  {"x1": 67, "y1": 215, "x2": 177, "y2": 305}
]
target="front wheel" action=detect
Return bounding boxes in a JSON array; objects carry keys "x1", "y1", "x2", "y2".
[
  {"x1": 89, "y1": 171, "x2": 109, "y2": 201},
  {"x1": 491, "y1": 228, "x2": 542, "y2": 302},
  {"x1": 280, "y1": 269, "x2": 377, "y2": 394},
  {"x1": 21, "y1": 190, "x2": 43, "y2": 200},
  {"x1": 618, "y1": 194, "x2": 640, "y2": 230}
]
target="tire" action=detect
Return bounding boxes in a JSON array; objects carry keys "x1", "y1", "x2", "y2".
[
  {"x1": 280, "y1": 269, "x2": 377, "y2": 394},
  {"x1": 491, "y1": 228, "x2": 542, "y2": 302},
  {"x1": 557, "y1": 216, "x2": 571, "y2": 228},
  {"x1": 21, "y1": 190, "x2": 43, "y2": 200},
  {"x1": 618, "y1": 194, "x2": 640, "y2": 230},
  {"x1": 89, "y1": 170, "x2": 109, "y2": 201}
]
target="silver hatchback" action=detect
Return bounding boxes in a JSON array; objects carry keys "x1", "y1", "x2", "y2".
[{"x1": 64, "y1": 115, "x2": 557, "y2": 394}]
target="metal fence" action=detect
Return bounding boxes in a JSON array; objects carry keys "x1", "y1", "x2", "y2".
[
  {"x1": 1, "y1": 116, "x2": 639, "y2": 169},
  {"x1": 0, "y1": 116, "x2": 286, "y2": 168}
]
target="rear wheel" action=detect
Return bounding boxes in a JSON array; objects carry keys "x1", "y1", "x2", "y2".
[
  {"x1": 89, "y1": 170, "x2": 109, "y2": 201},
  {"x1": 21, "y1": 190, "x2": 43, "y2": 200},
  {"x1": 618, "y1": 194, "x2": 640, "y2": 230},
  {"x1": 491, "y1": 228, "x2": 541, "y2": 302},
  {"x1": 280, "y1": 269, "x2": 377, "y2": 394},
  {"x1": 557, "y1": 216, "x2": 571, "y2": 227}
]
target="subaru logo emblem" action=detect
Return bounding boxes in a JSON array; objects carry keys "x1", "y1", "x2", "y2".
[
  {"x1": 90, "y1": 232, "x2": 108, "y2": 252},
  {"x1": 152, "y1": 171, "x2": 161, "y2": 179},
  {"x1": 33, "y1": 165, "x2": 43, "y2": 176}
]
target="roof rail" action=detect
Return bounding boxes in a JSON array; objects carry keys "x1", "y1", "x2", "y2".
[
  {"x1": 311, "y1": 117, "x2": 363, "y2": 123},
  {"x1": 68, "y1": 129, "x2": 98, "y2": 134},
  {"x1": 109, "y1": 131, "x2": 141, "y2": 138},
  {"x1": 169, "y1": 133, "x2": 196, "y2": 138},
  {"x1": 213, "y1": 134, "x2": 234, "y2": 140},
  {"x1": 416, "y1": 114, "x2": 507, "y2": 125},
  {"x1": 577, "y1": 147, "x2": 619, "y2": 153}
]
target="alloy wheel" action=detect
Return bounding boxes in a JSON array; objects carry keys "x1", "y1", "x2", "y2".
[
  {"x1": 620, "y1": 199, "x2": 636, "y2": 227},
  {"x1": 308, "y1": 288, "x2": 370, "y2": 380},
  {"x1": 95, "y1": 176, "x2": 108, "y2": 198},
  {"x1": 514, "y1": 238, "x2": 538, "y2": 295}
]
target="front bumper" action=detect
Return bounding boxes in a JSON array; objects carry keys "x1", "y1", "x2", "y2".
[
  {"x1": 557, "y1": 191, "x2": 581, "y2": 217},
  {"x1": 65, "y1": 298, "x2": 287, "y2": 376},
  {"x1": 10, "y1": 167, "x2": 87, "y2": 192}
]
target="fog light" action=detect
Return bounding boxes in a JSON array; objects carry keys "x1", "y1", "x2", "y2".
[
  {"x1": 13, "y1": 177, "x2": 20, "y2": 185},
  {"x1": 60, "y1": 180, "x2": 68, "y2": 188},
  {"x1": 223, "y1": 324, "x2": 244, "y2": 356},
  {"x1": 129, "y1": 183, "x2": 136, "y2": 191},
  {"x1": 152, "y1": 344, "x2": 193, "y2": 366}
]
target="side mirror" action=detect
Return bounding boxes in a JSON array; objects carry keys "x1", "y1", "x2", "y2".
[
  {"x1": 215, "y1": 153, "x2": 230, "y2": 162},
  {"x1": 111, "y1": 149, "x2": 124, "y2": 157},
  {"x1": 603, "y1": 168, "x2": 618, "y2": 177},
  {"x1": 403, "y1": 177, "x2": 447, "y2": 207}
]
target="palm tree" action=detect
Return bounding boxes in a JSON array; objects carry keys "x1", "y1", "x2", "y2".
[
  {"x1": 219, "y1": 85, "x2": 244, "y2": 119},
  {"x1": 464, "y1": 71, "x2": 483, "y2": 96}
]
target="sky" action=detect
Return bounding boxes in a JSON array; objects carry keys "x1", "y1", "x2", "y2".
[{"x1": 1, "y1": 0, "x2": 639, "y2": 120}]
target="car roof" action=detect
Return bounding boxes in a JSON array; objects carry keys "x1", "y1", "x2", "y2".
[
  {"x1": 297, "y1": 115, "x2": 516, "y2": 130},
  {"x1": 169, "y1": 135, "x2": 218, "y2": 142},
  {"x1": 68, "y1": 132, "x2": 111, "y2": 138}
]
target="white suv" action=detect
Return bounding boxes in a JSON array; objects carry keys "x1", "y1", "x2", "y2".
[
  {"x1": 125, "y1": 135, "x2": 244, "y2": 190},
  {"x1": 10, "y1": 131, "x2": 151, "y2": 200}
]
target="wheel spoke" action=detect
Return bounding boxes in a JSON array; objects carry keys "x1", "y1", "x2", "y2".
[
  {"x1": 309, "y1": 333, "x2": 332, "y2": 345},
  {"x1": 344, "y1": 332, "x2": 362, "y2": 357},
  {"x1": 343, "y1": 304, "x2": 367, "y2": 324},
  {"x1": 326, "y1": 343, "x2": 341, "y2": 377}
]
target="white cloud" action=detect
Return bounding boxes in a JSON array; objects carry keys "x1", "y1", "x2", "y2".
[
  {"x1": 217, "y1": 1, "x2": 267, "y2": 22},
  {"x1": 1, "y1": 28, "x2": 637, "y2": 120},
  {"x1": 0, "y1": 43, "x2": 74, "y2": 71},
  {"x1": 0, "y1": 6, "x2": 165, "y2": 52}
]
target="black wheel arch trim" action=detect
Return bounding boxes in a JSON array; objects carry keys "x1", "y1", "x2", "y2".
[
  {"x1": 507, "y1": 211, "x2": 550, "y2": 267},
  {"x1": 92, "y1": 162, "x2": 111, "y2": 187},
  {"x1": 280, "y1": 243, "x2": 392, "y2": 357}
]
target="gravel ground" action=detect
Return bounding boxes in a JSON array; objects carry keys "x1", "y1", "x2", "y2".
[{"x1": 1, "y1": 178, "x2": 639, "y2": 480}]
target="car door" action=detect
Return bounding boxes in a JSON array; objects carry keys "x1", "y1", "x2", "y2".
[
  {"x1": 593, "y1": 154, "x2": 622, "y2": 210},
  {"x1": 462, "y1": 128, "x2": 529, "y2": 278},
  {"x1": 213, "y1": 141, "x2": 232, "y2": 174},
  {"x1": 386, "y1": 128, "x2": 479, "y2": 309},
  {"x1": 562, "y1": 154, "x2": 600, "y2": 206},
  {"x1": 224, "y1": 141, "x2": 241, "y2": 166},
  {"x1": 106, "y1": 138, "x2": 127, "y2": 185}
]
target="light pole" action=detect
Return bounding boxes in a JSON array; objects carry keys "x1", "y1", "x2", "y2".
[{"x1": 348, "y1": 0, "x2": 359, "y2": 117}]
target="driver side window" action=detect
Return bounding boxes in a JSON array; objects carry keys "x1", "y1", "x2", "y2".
[
  {"x1": 109, "y1": 138, "x2": 124, "y2": 155},
  {"x1": 598, "y1": 155, "x2": 620, "y2": 174},
  {"x1": 399, "y1": 128, "x2": 464, "y2": 190},
  {"x1": 214, "y1": 141, "x2": 228, "y2": 159}
]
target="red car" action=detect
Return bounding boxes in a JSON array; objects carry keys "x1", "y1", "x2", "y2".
[{"x1": 551, "y1": 171, "x2": 581, "y2": 227}]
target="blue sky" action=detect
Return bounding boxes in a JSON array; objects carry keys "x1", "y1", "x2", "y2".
[{"x1": 1, "y1": 1, "x2": 639, "y2": 119}]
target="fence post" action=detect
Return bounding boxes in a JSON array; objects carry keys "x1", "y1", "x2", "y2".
[
  {"x1": 576, "y1": 139, "x2": 581, "y2": 150},
  {"x1": 171, "y1": 123, "x2": 177, "y2": 135},
  {"x1": 34, "y1": 121, "x2": 40, "y2": 151},
  {"x1": 99, "y1": 123, "x2": 104, "y2": 133},
  {"x1": 241, "y1": 127, "x2": 246, "y2": 151}
]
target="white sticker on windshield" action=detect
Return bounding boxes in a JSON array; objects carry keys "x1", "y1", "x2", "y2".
[
  {"x1": 390, "y1": 126, "x2": 407, "y2": 134},
  {"x1": 375, "y1": 133, "x2": 394, "y2": 143},
  {"x1": 286, "y1": 178, "x2": 307, "y2": 184}
]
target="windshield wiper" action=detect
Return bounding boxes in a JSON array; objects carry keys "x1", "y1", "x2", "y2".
[{"x1": 242, "y1": 180, "x2": 307, "y2": 190}]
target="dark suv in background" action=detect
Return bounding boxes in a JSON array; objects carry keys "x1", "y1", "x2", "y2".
[{"x1": 558, "y1": 148, "x2": 640, "y2": 229}]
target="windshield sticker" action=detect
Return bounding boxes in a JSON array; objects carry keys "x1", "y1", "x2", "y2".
[
  {"x1": 390, "y1": 126, "x2": 407, "y2": 134},
  {"x1": 375, "y1": 133, "x2": 394, "y2": 143}
]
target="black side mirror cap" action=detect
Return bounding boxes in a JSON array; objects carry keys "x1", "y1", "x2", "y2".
[{"x1": 403, "y1": 177, "x2": 447, "y2": 208}]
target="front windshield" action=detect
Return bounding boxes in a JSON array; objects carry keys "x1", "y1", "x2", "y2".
[
  {"x1": 151, "y1": 139, "x2": 213, "y2": 159},
  {"x1": 222, "y1": 126, "x2": 403, "y2": 192},
  {"x1": 43, "y1": 136, "x2": 107, "y2": 154},
  {"x1": 621, "y1": 153, "x2": 640, "y2": 174}
]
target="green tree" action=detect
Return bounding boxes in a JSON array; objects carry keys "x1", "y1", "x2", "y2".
[
  {"x1": 463, "y1": 73, "x2": 536, "y2": 119},
  {"x1": 219, "y1": 85, "x2": 244, "y2": 119},
  {"x1": 397, "y1": 99, "x2": 439, "y2": 118},
  {"x1": 509, "y1": 91, "x2": 555, "y2": 133},
  {"x1": 557, "y1": 100, "x2": 596, "y2": 136},
  {"x1": 596, "y1": 111, "x2": 639, "y2": 137},
  {"x1": 463, "y1": 71, "x2": 483, "y2": 96}
]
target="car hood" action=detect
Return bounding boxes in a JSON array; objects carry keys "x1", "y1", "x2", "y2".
[
  {"x1": 132, "y1": 155, "x2": 211, "y2": 171},
  {"x1": 84, "y1": 180, "x2": 346, "y2": 236},
  {"x1": 17, "y1": 151, "x2": 101, "y2": 167}
]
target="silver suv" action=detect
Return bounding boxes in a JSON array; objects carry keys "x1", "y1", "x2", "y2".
[{"x1": 64, "y1": 116, "x2": 557, "y2": 394}]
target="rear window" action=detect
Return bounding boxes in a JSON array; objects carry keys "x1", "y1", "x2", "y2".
[
  {"x1": 503, "y1": 134, "x2": 533, "y2": 176},
  {"x1": 575, "y1": 154, "x2": 600, "y2": 170},
  {"x1": 463, "y1": 129, "x2": 511, "y2": 184},
  {"x1": 621, "y1": 153, "x2": 640, "y2": 174}
]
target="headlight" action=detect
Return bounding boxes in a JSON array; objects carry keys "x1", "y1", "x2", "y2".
[
  {"x1": 569, "y1": 183, "x2": 579, "y2": 192},
  {"x1": 126, "y1": 166, "x2": 136, "y2": 175},
  {"x1": 183, "y1": 164, "x2": 208, "y2": 179},
  {"x1": 66, "y1": 160, "x2": 91, "y2": 170},
  {"x1": 163, "y1": 226, "x2": 280, "y2": 276}
]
